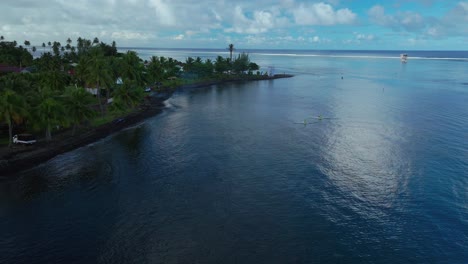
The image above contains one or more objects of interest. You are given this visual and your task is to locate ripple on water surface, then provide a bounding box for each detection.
[1,53,468,263]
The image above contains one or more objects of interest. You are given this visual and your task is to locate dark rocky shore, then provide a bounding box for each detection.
[0,74,293,176]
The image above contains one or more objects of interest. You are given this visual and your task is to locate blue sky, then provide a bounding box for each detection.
[0,0,467,50]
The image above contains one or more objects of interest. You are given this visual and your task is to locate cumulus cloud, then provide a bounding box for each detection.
[438,1,468,35]
[148,0,176,26]
[0,0,465,48]
[355,33,375,41]
[172,34,184,40]
[368,5,426,31]
[292,2,356,25]
[0,1,362,48]
[368,2,468,38]
[111,31,152,40]
[225,6,286,34]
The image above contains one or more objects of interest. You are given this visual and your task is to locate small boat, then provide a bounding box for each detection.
[400,54,408,63]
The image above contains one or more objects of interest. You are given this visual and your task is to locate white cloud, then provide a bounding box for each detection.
[439,1,468,35]
[368,5,426,31]
[225,6,282,34]
[406,37,427,46]
[0,0,465,49]
[148,0,176,26]
[185,30,198,36]
[172,34,184,40]
[355,33,375,41]
[368,2,468,38]
[426,27,441,37]
[111,31,153,40]
[292,2,356,25]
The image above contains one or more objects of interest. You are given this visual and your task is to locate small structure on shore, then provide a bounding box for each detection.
[268,66,275,77]
[85,87,98,95]
[401,54,408,63]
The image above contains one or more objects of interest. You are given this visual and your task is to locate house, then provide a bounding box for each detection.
[0,63,23,75]
[0,64,35,75]
[85,88,99,95]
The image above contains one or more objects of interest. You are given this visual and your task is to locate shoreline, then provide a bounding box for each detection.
[0,74,293,176]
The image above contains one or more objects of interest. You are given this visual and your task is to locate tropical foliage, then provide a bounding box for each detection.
[0,88,26,146]
[64,87,96,135]
[0,41,33,67]
[0,37,265,146]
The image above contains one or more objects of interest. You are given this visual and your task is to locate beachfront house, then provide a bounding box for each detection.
[0,64,35,76]
[85,87,99,96]
[85,77,123,96]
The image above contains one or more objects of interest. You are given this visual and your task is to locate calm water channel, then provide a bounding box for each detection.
[1,50,467,263]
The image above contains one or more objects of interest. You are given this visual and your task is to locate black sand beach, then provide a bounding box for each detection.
[0,74,293,176]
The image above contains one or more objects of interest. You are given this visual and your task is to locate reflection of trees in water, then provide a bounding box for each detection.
[0,125,153,207]
[0,148,114,204]
[113,126,146,155]
[0,170,49,203]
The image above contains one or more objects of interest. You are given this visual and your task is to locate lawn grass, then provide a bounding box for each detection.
[91,115,115,127]
[90,108,136,127]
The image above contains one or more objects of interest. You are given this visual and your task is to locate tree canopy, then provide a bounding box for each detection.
[0,39,263,144]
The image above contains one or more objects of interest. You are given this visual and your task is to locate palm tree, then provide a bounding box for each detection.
[32,46,36,56]
[159,56,167,65]
[82,48,112,115]
[37,97,65,141]
[39,71,68,91]
[77,37,83,54]
[52,41,61,56]
[64,87,96,135]
[75,56,89,83]
[111,41,117,56]
[214,56,228,74]
[112,80,144,112]
[93,37,99,46]
[0,36,4,41]
[34,89,66,141]
[203,58,214,77]
[147,56,164,84]
[119,51,143,85]
[228,43,234,61]
[184,57,195,73]
[0,72,33,94]
[24,40,31,52]
[42,42,46,54]
[164,57,179,78]
[0,89,26,147]
[36,52,57,71]
[232,52,250,74]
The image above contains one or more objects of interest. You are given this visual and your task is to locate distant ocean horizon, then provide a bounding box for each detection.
[121,47,468,61]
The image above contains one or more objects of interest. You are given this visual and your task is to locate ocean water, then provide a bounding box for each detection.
[1,50,467,263]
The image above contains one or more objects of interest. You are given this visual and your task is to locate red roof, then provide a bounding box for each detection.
[0,63,23,73]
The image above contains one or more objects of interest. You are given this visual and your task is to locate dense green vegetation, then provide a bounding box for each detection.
[0,37,262,147]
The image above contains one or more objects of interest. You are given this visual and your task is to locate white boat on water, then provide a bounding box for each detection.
[401,54,408,63]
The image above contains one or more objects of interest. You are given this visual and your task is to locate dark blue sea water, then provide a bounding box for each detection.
[1,49,468,263]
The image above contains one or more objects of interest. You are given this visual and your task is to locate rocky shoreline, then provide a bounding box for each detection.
[0,74,293,176]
